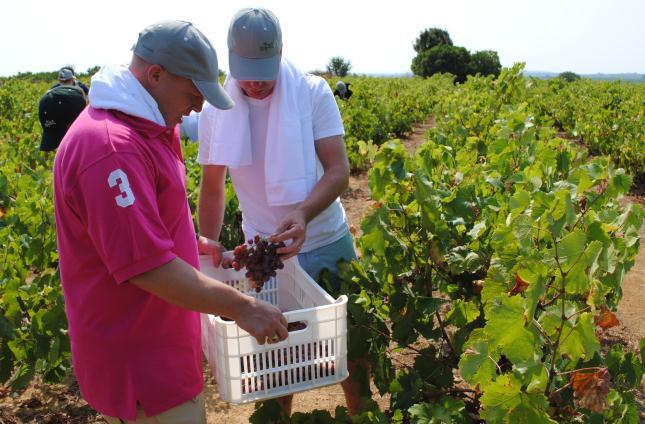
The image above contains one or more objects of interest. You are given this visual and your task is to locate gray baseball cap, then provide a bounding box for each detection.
[335,81,347,95]
[133,20,233,110]
[59,67,75,81]
[228,8,282,81]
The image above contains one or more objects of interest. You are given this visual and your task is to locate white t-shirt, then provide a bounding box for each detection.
[225,75,348,253]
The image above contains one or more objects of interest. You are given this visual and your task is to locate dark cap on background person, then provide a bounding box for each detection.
[228,7,282,81]
[38,86,86,151]
[132,20,234,110]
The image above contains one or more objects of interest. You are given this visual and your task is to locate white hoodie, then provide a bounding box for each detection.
[88,65,166,127]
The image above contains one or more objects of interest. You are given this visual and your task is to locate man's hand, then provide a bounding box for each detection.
[129,258,288,345]
[269,209,307,260]
[233,297,289,345]
[197,235,224,267]
[267,135,349,260]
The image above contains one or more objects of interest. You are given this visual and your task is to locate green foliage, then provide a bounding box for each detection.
[413,28,453,53]
[469,50,502,77]
[84,65,101,77]
[528,78,644,180]
[0,78,69,389]
[412,45,471,82]
[409,397,469,423]
[341,64,644,422]
[182,141,244,247]
[1,67,643,424]
[326,56,352,77]
[334,75,453,172]
[411,28,502,83]
[559,71,581,82]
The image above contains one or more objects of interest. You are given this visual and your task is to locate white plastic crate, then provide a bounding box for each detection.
[199,254,348,404]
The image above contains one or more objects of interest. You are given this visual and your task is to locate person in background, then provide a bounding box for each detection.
[198,7,371,416]
[53,20,288,423]
[52,66,90,96]
[38,85,87,152]
[179,110,200,141]
[333,80,353,100]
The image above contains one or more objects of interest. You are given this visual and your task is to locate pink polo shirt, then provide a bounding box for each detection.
[53,107,202,419]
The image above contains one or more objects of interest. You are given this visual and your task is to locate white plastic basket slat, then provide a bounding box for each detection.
[199,254,348,403]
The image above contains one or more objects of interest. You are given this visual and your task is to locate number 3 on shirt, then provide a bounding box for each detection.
[108,169,135,208]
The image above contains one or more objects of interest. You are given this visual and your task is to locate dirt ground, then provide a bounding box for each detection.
[611,195,645,349]
[1,119,643,423]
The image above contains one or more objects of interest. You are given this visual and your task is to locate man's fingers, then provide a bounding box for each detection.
[210,249,222,267]
[277,235,305,255]
[270,223,303,243]
[269,224,292,241]
[269,230,291,243]
[277,243,298,255]
[266,327,288,344]
[276,321,289,341]
[198,237,224,268]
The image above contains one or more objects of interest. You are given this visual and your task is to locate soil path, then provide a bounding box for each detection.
[610,196,645,349]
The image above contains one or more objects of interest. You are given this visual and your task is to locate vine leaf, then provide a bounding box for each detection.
[409,397,468,423]
[459,329,498,387]
[595,308,620,330]
[571,368,611,413]
[509,273,529,296]
[484,296,537,364]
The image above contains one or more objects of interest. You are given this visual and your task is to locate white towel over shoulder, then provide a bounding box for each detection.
[198,58,317,206]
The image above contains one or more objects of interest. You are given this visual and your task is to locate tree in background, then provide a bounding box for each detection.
[412,45,471,83]
[411,28,501,82]
[84,66,101,77]
[413,27,452,53]
[326,57,352,77]
[559,71,581,82]
[469,50,502,77]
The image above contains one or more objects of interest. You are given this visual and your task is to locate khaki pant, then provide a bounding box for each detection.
[102,392,206,424]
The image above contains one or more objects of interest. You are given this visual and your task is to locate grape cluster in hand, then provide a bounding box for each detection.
[222,235,285,292]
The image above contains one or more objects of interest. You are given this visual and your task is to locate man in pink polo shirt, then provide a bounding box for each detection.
[53,21,288,422]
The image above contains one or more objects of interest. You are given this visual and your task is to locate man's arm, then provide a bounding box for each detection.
[130,257,288,345]
[270,135,349,258]
[198,164,228,265]
[198,164,227,237]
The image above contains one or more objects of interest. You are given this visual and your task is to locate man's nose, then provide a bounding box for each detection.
[250,81,264,89]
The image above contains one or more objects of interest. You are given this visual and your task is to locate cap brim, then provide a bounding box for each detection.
[194,80,235,110]
[39,130,64,152]
[229,51,281,81]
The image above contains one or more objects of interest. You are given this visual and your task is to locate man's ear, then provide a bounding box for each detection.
[147,64,164,87]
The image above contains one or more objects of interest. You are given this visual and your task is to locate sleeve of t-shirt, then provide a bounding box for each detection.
[309,76,345,141]
[71,151,176,284]
[197,103,216,165]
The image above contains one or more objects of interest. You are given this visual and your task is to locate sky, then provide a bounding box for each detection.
[2,0,644,77]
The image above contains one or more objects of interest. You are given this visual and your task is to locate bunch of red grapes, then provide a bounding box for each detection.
[222,235,285,292]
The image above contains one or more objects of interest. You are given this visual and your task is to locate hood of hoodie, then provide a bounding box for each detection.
[89,65,167,127]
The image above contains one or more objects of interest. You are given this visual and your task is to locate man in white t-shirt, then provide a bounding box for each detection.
[197,7,371,416]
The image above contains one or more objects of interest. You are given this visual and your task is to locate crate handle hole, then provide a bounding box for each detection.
[287,320,308,333]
